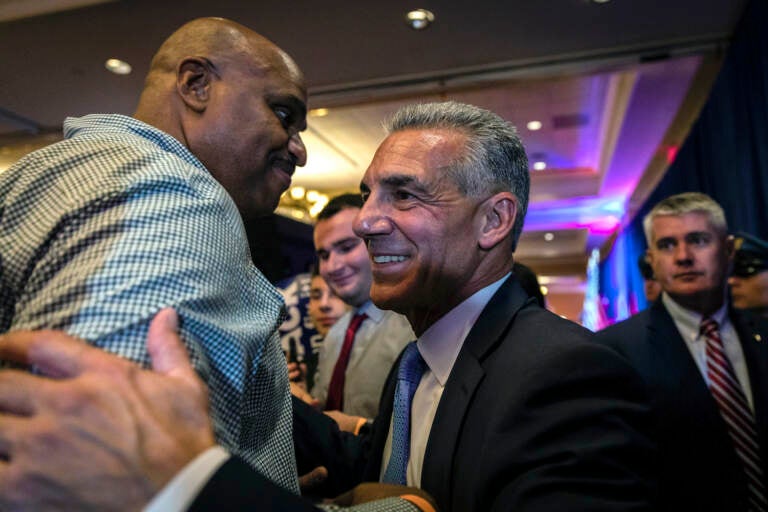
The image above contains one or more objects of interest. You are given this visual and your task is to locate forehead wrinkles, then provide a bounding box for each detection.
[368,130,465,186]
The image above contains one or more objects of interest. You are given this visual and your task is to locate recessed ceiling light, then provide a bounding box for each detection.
[405,9,435,30]
[306,190,321,203]
[533,161,547,171]
[310,108,329,117]
[105,58,131,75]
[309,195,330,217]
[526,120,542,131]
[544,232,554,242]
[591,0,611,3]
[290,186,305,200]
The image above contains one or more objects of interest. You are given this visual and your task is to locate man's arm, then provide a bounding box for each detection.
[3,158,294,482]
[0,311,435,512]
[0,309,214,511]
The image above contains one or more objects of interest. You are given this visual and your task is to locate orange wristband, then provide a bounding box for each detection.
[352,417,368,435]
[400,494,436,512]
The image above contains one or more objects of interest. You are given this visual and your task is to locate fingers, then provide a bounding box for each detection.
[0,330,91,378]
[0,413,29,457]
[146,309,198,386]
[0,370,42,415]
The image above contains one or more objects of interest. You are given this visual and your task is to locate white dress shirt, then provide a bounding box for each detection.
[313,301,414,418]
[662,292,754,410]
[144,446,230,512]
[380,274,510,487]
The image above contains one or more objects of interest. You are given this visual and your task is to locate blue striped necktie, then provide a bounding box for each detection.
[382,341,427,485]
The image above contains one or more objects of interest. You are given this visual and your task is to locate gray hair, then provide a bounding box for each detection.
[642,192,728,245]
[386,101,530,250]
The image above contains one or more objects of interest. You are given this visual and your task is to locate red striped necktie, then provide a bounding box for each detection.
[701,317,767,511]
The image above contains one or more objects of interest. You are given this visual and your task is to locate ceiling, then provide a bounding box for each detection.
[0,0,747,293]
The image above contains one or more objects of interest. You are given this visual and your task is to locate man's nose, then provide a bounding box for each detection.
[326,251,344,272]
[674,243,693,262]
[353,198,389,238]
[289,133,307,167]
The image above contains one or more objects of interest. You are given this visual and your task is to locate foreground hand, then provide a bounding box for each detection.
[287,360,308,387]
[330,483,438,511]
[299,465,328,494]
[0,308,215,512]
[291,381,320,408]
[324,410,366,433]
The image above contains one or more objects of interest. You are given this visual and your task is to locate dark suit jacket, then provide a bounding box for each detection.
[594,299,768,512]
[189,456,319,512]
[295,275,656,511]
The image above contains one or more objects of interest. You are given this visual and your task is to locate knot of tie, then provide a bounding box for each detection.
[700,317,719,338]
[398,341,427,386]
[348,312,368,333]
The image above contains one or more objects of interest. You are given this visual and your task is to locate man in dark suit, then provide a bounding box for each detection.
[295,101,656,511]
[595,192,768,512]
[0,102,656,511]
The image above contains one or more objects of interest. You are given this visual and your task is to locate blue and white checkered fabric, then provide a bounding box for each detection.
[0,114,298,493]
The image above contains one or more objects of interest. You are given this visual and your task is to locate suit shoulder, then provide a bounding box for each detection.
[515,304,595,343]
[593,310,654,360]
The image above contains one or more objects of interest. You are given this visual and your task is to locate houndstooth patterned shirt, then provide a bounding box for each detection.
[0,114,298,493]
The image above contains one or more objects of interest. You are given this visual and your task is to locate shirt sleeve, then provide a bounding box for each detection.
[144,446,231,512]
[5,153,296,490]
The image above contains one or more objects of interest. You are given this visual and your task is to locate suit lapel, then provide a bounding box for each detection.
[646,301,726,424]
[420,276,530,506]
[646,302,709,394]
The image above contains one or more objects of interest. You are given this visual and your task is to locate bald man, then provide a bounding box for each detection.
[0,17,308,492]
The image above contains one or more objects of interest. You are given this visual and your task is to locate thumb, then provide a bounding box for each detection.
[147,308,195,382]
[299,466,328,493]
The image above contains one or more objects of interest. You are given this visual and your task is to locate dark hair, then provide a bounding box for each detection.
[637,255,654,280]
[387,101,529,250]
[316,193,363,221]
[513,262,545,308]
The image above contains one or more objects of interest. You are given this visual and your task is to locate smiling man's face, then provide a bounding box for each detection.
[648,211,732,312]
[314,207,372,308]
[353,128,491,331]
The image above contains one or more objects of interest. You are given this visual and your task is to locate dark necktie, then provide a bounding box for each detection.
[382,342,427,485]
[701,317,767,511]
[325,312,367,411]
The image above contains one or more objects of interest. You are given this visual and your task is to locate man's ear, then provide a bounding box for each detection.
[724,234,736,261]
[478,192,517,250]
[177,57,214,113]
[646,248,655,268]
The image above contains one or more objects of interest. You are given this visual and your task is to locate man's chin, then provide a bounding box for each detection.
[232,194,278,222]
[370,285,408,314]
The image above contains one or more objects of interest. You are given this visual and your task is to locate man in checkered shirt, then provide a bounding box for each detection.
[0,17,308,494]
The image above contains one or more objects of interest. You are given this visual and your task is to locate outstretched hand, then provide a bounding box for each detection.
[0,308,215,511]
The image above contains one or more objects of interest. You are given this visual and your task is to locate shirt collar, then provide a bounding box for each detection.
[358,300,385,323]
[417,273,510,386]
[662,292,730,334]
